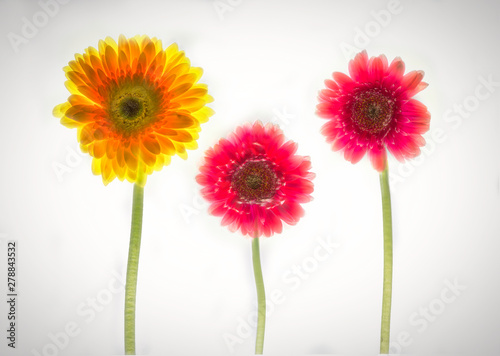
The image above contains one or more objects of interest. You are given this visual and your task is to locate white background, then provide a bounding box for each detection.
[1,0,499,355]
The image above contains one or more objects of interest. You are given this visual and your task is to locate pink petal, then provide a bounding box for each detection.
[324,79,339,91]
[401,70,425,95]
[332,133,351,151]
[320,121,341,143]
[265,211,283,235]
[274,202,304,225]
[349,144,367,164]
[387,57,405,80]
[368,145,387,172]
[348,50,369,82]
[333,72,354,88]
[402,99,428,115]
[368,55,388,83]
[208,202,227,217]
[318,88,337,101]
[410,81,429,96]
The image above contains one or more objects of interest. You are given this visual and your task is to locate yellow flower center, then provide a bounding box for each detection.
[350,89,395,134]
[109,82,160,135]
[232,159,278,203]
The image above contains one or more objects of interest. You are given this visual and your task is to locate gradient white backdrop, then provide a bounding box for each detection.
[0,0,499,355]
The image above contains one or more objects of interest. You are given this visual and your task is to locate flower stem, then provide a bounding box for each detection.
[124,183,144,355]
[379,161,393,354]
[252,236,266,355]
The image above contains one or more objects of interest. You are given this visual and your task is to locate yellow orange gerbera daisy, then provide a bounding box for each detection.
[53,35,213,186]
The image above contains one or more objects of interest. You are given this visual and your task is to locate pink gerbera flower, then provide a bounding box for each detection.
[317,50,431,171]
[196,121,314,238]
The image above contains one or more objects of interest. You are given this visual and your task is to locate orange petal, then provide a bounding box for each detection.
[115,144,125,167]
[168,63,189,77]
[163,114,196,129]
[139,143,156,166]
[142,41,156,65]
[101,157,116,185]
[80,62,99,87]
[68,94,93,106]
[77,85,101,104]
[66,71,86,87]
[170,83,193,97]
[192,106,214,123]
[124,148,138,171]
[53,102,71,118]
[172,97,206,111]
[156,134,176,155]
[79,124,95,145]
[142,135,161,155]
[65,106,96,123]
[118,34,130,60]
[105,46,118,75]
[135,52,147,74]
[128,37,140,65]
[170,130,194,143]
[111,156,126,180]
[60,116,80,129]
[118,50,130,72]
[92,140,107,159]
[176,87,208,100]
[106,140,118,159]
[173,142,187,159]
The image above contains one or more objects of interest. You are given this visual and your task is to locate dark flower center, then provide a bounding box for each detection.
[350,89,395,134]
[231,159,278,203]
[245,175,263,189]
[119,97,143,119]
[109,83,160,135]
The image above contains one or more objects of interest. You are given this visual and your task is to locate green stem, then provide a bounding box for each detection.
[379,160,393,354]
[252,236,266,355]
[124,183,144,355]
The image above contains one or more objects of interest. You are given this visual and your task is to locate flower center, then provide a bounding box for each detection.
[109,83,160,135]
[119,97,144,119]
[231,159,278,203]
[350,89,395,134]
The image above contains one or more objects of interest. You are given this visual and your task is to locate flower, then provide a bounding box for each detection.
[316,50,430,171]
[196,122,314,237]
[53,35,214,186]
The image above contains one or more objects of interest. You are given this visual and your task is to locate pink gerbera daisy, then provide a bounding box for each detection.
[196,121,314,238]
[317,50,430,171]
